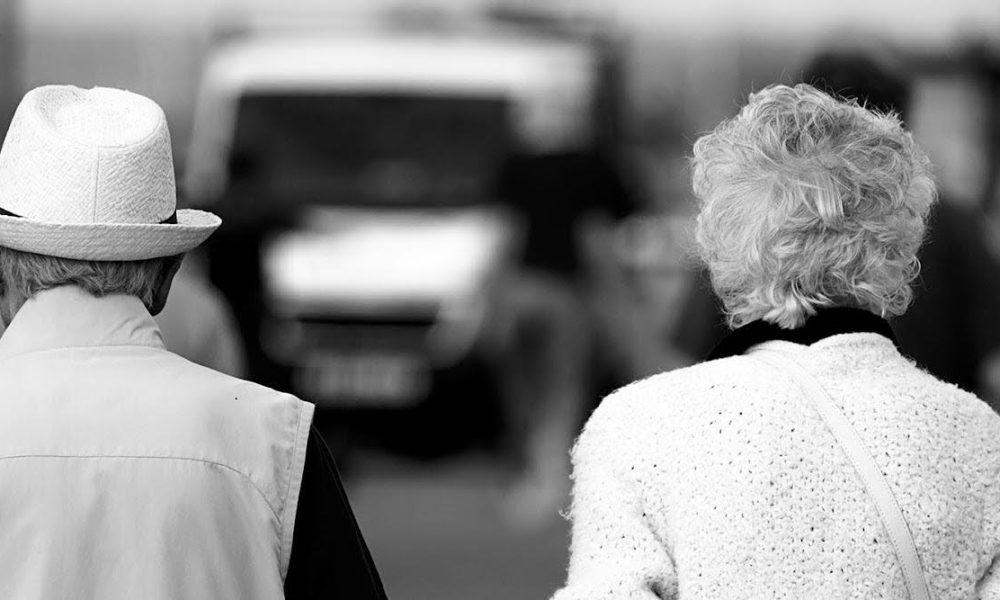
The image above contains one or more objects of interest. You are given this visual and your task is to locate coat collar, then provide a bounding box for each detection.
[0,285,166,360]
[707,307,898,360]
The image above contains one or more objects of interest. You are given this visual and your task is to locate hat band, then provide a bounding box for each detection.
[0,205,177,224]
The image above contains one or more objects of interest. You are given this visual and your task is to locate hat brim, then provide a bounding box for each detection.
[0,209,221,260]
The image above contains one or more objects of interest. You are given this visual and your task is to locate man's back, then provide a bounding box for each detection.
[0,286,312,600]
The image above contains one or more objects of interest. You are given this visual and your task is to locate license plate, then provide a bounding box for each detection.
[295,352,430,408]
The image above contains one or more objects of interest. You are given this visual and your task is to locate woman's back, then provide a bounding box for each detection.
[555,331,1000,599]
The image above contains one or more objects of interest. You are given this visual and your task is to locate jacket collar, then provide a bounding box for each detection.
[0,285,165,360]
[707,306,898,360]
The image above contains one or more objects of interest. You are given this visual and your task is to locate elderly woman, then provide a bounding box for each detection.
[552,84,1000,599]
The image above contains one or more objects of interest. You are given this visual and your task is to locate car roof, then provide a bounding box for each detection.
[200,31,594,96]
[185,30,596,201]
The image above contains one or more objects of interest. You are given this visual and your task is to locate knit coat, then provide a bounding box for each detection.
[553,333,1000,599]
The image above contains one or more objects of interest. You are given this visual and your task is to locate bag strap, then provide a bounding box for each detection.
[751,348,932,600]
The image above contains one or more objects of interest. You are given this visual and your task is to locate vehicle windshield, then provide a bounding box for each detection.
[227,93,512,207]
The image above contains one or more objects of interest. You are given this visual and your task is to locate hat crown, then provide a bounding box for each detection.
[0,85,176,226]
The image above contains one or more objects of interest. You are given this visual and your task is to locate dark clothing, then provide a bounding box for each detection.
[284,428,387,600]
[496,151,633,276]
[708,306,898,360]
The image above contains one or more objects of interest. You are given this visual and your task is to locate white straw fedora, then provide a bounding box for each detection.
[0,85,220,261]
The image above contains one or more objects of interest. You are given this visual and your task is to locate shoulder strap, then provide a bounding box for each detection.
[751,348,932,600]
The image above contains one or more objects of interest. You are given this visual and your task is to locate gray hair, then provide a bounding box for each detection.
[0,246,174,312]
[691,83,936,329]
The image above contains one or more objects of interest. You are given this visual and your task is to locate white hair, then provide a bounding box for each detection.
[691,83,936,329]
[0,247,173,313]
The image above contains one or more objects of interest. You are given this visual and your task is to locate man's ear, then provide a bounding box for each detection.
[148,254,185,316]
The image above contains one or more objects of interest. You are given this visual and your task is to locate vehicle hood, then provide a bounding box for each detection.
[262,206,511,317]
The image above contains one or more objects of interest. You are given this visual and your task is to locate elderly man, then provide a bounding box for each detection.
[0,86,386,599]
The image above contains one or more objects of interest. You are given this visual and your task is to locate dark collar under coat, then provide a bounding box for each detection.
[707,307,899,361]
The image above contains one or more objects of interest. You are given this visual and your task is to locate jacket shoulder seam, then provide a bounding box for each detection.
[0,453,279,520]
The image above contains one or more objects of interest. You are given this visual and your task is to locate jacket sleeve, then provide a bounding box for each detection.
[283,428,388,600]
[551,396,677,600]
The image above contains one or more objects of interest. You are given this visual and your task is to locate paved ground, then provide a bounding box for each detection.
[347,453,571,600]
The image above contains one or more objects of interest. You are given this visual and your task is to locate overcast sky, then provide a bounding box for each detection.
[19,0,1000,45]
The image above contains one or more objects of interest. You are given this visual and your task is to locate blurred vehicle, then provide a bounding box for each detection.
[184,18,608,457]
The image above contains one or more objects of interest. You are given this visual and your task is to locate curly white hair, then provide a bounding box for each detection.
[691,83,936,329]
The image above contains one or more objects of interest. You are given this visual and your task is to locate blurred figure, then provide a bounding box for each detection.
[494,84,634,526]
[588,128,710,385]
[556,83,1000,599]
[804,49,1000,405]
[672,49,1000,406]
[0,86,385,599]
[587,210,696,383]
[154,251,246,378]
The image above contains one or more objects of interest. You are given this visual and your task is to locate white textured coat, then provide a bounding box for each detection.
[553,334,1000,599]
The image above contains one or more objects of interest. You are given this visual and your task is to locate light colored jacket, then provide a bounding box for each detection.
[554,334,1000,599]
[0,286,313,600]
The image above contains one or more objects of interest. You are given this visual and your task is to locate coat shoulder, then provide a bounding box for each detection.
[598,356,763,414]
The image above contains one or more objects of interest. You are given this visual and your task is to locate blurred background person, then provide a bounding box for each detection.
[802,50,1000,407]
[588,125,709,385]
[494,76,636,525]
